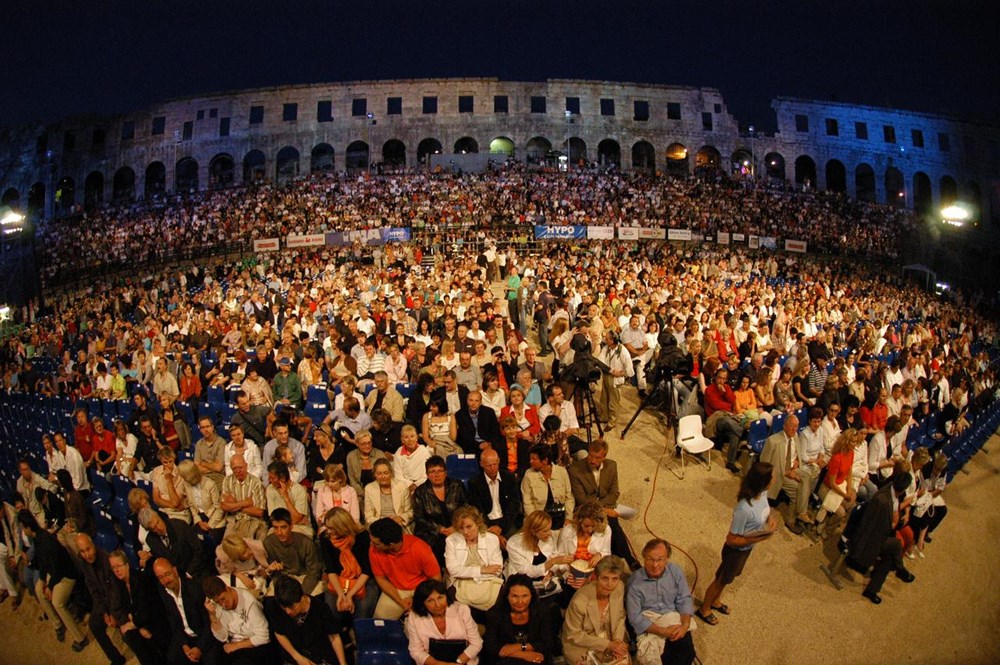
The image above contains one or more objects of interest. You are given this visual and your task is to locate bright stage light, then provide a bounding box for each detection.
[0,211,24,226]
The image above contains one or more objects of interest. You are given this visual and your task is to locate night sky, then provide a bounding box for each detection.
[2,0,997,133]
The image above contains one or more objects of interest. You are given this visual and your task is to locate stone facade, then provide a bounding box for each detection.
[0,79,997,224]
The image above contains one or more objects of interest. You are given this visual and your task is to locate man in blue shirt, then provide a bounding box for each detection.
[625,538,697,665]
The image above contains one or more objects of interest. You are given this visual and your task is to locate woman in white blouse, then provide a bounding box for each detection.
[557,502,612,591]
[505,510,574,589]
[445,506,504,611]
[363,459,413,531]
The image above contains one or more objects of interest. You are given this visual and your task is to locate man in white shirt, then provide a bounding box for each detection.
[392,425,432,490]
[537,384,588,458]
[203,577,271,663]
[596,331,634,427]
[54,432,90,492]
[796,407,827,519]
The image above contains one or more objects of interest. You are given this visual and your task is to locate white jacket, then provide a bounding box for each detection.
[445,531,503,582]
[556,524,612,560]
[505,532,564,579]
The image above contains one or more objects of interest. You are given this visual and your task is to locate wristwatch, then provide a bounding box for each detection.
[520,643,528,651]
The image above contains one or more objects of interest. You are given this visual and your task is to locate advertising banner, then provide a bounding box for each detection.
[785,239,808,253]
[286,233,325,248]
[638,228,666,240]
[253,238,280,252]
[381,227,412,242]
[717,232,730,245]
[534,225,587,240]
[760,237,778,250]
[587,226,615,239]
[732,233,745,242]
[667,229,692,241]
[748,235,759,249]
[617,227,639,240]
[325,232,347,246]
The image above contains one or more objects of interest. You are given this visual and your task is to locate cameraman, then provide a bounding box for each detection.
[597,330,634,427]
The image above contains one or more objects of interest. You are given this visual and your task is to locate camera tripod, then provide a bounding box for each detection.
[620,365,679,439]
[564,379,604,445]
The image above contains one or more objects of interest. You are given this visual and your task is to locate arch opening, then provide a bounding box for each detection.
[243,150,266,184]
[382,139,406,166]
[209,154,235,190]
[598,139,621,168]
[855,164,876,202]
[345,141,369,170]
[175,157,199,193]
[112,167,135,203]
[275,146,300,185]
[825,159,846,193]
[311,143,335,173]
[665,143,689,178]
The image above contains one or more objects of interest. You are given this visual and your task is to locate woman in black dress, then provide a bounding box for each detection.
[482,574,556,665]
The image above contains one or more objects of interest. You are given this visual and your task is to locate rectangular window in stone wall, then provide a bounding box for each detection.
[938,133,950,151]
[565,97,580,115]
[63,132,75,152]
[386,97,402,115]
[634,101,650,121]
[182,121,193,141]
[283,103,298,122]
[423,96,437,114]
[714,103,722,113]
[825,118,838,136]
[249,106,264,125]
[352,99,367,117]
[317,100,333,122]
[600,98,615,116]
[121,120,135,141]
[883,125,896,143]
[702,112,713,131]
[794,114,809,132]
[855,121,868,140]
[459,96,474,113]
[494,95,508,113]
[151,116,166,135]
[911,129,924,148]
[92,128,105,150]
[667,102,681,120]
[196,110,205,121]
[219,117,230,137]
[530,96,546,114]
[209,108,218,119]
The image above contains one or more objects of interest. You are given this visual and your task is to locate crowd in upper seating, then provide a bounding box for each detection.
[36,164,916,287]
[0,172,996,664]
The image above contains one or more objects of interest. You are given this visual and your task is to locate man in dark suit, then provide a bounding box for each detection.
[75,534,127,665]
[467,448,521,546]
[455,390,502,455]
[153,557,222,665]
[138,508,207,579]
[853,472,915,604]
[567,438,639,569]
[431,370,469,415]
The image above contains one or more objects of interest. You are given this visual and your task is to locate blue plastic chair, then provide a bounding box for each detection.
[446,454,479,487]
[748,419,770,455]
[354,618,410,665]
[94,527,119,553]
[770,412,787,436]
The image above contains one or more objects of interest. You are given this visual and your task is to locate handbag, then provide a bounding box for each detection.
[429,638,468,662]
[453,577,501,610]
[588,650,632,665]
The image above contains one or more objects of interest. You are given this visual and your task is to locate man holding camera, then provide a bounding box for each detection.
[597,330,634,427]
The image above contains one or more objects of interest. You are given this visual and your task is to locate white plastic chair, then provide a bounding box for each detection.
[669,414,714,479]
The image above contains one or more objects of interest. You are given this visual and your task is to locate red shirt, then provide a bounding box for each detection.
[704,384,737,417]
[369,534,440,592]
[825,450,854,486]
[74,424,94,460]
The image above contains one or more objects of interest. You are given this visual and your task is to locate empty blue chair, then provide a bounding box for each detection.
[207,385,226,407]
[306,384,330,408]
[770,412,787,436]
[446,454,479,487]
[748,419,770,455]
[94,527,119,553]
[304,402,330,428]
[89,470,113,505]
[396,383,417,399]
[354,619,410,665]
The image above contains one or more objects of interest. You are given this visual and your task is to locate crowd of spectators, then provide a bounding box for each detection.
[36,165,916,287]
[0,167,996,664]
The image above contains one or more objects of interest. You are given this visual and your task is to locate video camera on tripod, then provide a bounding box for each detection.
[560,333,611,388]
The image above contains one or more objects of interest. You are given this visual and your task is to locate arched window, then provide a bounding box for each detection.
[345,141,369,170]
[417,138,443,164]
[382,140,406,166]
[275,147,300,184]
[631,141,655,171]
[112,167,136,203]
[175,157,199,193]
[84,171,104,210]
[598,139,621,167]
[855,164,875,202]
[825,160,846,193]
[311,144,335,173]
[665,143,689,178]
[209,154,235,190]
[243,150,266,184]
[453,137,479,154]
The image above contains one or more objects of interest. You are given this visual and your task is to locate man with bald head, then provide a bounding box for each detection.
[154,557,222,665]
[75,533,126,664]
[220,452,268,539]
[466,446,521,547]
[760,414,809,534]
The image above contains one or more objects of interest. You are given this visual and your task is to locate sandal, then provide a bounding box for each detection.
[694,610,719,626]
[711,603,731,615]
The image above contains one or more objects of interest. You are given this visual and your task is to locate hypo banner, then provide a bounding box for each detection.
[381,228,412,242]
[534,225,587,240]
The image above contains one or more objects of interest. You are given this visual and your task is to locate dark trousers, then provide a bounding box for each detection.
[661,631,697,665]
[608,517,639,568]
[864,536,905,595]
[715,417,743,463]
[222,643,277,665]
[123,628,164,665]
[89,612,126,665]
[168,635,222,665]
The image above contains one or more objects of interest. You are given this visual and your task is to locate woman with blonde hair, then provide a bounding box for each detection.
[558,502,612,591]
[320,507,378,619]
[814,430,861,536]
[505,511,573,596]
[313,463,360,526]
[215,533,268,597]
[177,459,225,544]
[445,505,504,612]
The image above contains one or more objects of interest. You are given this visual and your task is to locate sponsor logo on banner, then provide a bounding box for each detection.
[617,227,639,240]
[253,238,280,252]
[748,235,759,249]
[760,237,778,250]
[286,234,325,248]
[381,227,411,242]
[667,229,692,241]
[325,232,347,246]
[732,233,745,242]
[638,228,666,240]
[587,226,615,239]
[534,225,587,239]
[717,232,730,245]
[785,239,808,253]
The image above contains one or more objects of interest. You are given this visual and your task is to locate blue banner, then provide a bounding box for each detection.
[325,232,348,246]
[381,227,412,242]
[534,225,587,240]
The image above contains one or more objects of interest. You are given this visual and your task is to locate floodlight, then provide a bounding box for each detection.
[0,211,24,226]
